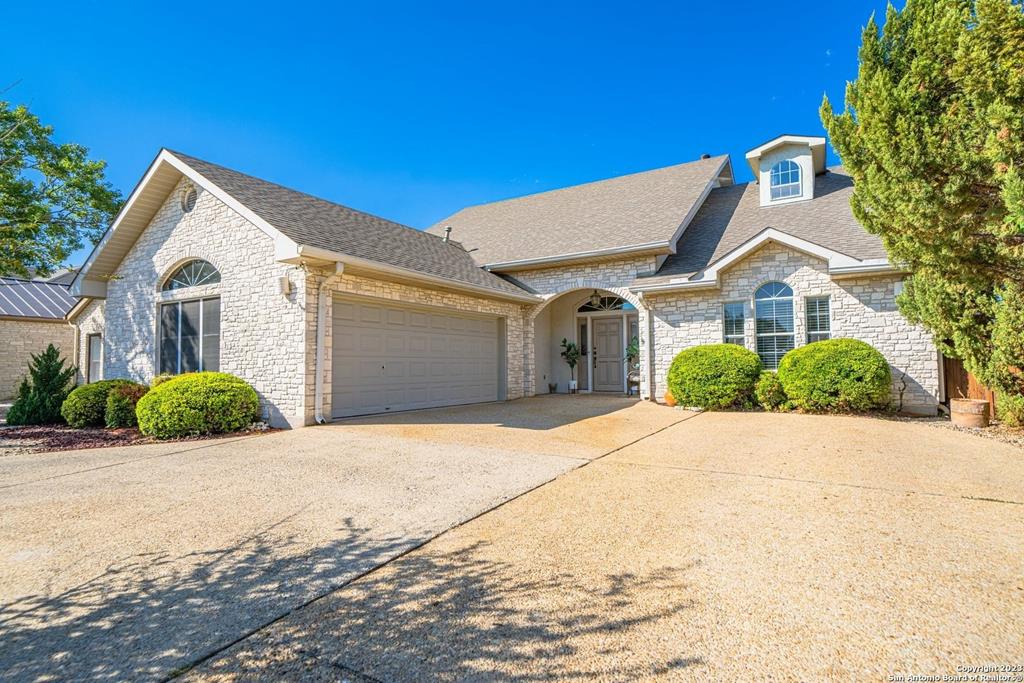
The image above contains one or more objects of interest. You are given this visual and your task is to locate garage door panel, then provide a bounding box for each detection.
[332,298,500,418]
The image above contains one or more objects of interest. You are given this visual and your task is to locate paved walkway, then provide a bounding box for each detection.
[0,396,679,682]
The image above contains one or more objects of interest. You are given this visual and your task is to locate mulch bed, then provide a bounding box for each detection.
[0,424,275,456]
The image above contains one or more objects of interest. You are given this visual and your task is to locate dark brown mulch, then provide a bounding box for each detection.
[0,424,277,455]
[0,425,152,451]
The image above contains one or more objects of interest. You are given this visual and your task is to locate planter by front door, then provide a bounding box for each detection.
[594,318,623,392]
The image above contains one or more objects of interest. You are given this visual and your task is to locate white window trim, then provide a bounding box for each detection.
[159,296,220,375]
[805,295,832,343]
[721,301,745,345]
[754,283,795,370]
[769,160,801,202]
[86,333,103,383]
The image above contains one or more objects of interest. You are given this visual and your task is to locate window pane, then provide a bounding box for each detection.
[180,300,201,373]
[202,297,221,371]
[723,302,744,342]
[159,303,179,374]
[806,296,831,343]
[88,335,102,383]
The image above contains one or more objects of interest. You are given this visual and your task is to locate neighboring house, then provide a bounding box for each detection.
[69,134,941,427]
[0,274,80,399]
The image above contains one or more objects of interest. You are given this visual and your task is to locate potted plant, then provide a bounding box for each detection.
[560,338,581,393]
[624,335,640,396]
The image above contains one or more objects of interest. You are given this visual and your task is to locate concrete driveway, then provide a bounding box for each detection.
[187,410,1024,682]
[0,396,683,682]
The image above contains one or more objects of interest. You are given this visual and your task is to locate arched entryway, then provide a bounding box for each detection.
[531,287,640,394]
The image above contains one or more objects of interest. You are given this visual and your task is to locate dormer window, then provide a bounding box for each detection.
[769,160,801,201]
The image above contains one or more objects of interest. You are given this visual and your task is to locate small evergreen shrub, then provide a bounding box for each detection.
[996,393,1024,428]
[755,371,788,411]
[6,345,77,425]
[150,374,174,387]
[61,380,132,428]
[104,382,149,428]
[136,372,260,439]
[666,344,762,410]
[777,338,891,412]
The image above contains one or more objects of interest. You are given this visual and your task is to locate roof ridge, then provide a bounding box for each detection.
[166,149,462,251]
[441,154,729,217]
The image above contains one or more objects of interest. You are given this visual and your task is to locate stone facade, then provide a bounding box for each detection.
[91,177,309,427]
[506,255,660,398]
[73,299,105,385]
[643,242,940,414]
[305,271,527,424]
[0,318,75,399]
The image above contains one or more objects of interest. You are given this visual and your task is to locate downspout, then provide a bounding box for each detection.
[313,262,344,424]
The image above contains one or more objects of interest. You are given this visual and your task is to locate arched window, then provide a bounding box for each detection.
[577,294,634,312]
[769,160,801,201]
[755,282,794,369]
[162,259,220,291]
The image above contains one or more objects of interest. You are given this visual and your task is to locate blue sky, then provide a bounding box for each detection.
[2,1,890,267]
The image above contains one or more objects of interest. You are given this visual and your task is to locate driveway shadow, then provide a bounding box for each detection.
[0,515,413,682]
[190,541,704,681]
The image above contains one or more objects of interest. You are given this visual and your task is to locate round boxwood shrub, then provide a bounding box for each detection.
[996,393,1024,427]
[777,338,891,412]
[666,344,762,409]
[136,372,260,439]
[105,382,149,428]
[755,371,788,411]
[61,379,133,428]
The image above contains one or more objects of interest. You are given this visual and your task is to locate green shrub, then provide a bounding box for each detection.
[996,393,1024,428]
[105,382,149,428]
[150,374,174,387]
[61,380,132,428]
[666,344,762,410]
[755,371,788,411]
[136,372,260,439]
[6,345,77,425]
[777,338,891,412]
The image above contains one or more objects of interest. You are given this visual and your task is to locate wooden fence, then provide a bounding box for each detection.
[943,356,998,418]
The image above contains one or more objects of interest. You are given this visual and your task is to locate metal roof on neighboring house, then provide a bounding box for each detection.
[169,151,529,297]
[425,155,731,268]
[636,168,889,285]
[0,278,77,320]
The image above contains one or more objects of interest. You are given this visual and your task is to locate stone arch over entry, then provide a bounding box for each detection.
[524,281,648,398]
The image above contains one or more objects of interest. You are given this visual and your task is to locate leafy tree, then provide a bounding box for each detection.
[1,92,122,277]
[6,344,77,425]
[821,0,1024,415]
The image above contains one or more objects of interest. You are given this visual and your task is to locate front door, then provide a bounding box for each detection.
[593,318,623,392]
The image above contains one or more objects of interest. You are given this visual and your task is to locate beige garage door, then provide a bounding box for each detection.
[331,297,502,418]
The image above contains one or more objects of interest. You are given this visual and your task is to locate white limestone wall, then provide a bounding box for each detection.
[645,243,940,414]
[73,299,105,385]
[97,177,309,427]
[505,255,659,398]
[0,318,76,399]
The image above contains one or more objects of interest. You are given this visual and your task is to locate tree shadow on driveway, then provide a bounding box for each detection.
[191,541,704,682]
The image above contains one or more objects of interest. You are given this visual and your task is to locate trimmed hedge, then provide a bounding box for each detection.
[61,380,133,428]
[136,372,260,439]
[667,344,762,409]
[105,382,149,428]
[755,371,788,411]
[777,338,891,412]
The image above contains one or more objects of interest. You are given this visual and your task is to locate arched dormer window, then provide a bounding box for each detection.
[162,259,220,291]
[754,281,794,369]
[769,159,801,201]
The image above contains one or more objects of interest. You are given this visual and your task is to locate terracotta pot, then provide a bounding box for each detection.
[951,398,990,428]
[663,390,677,407]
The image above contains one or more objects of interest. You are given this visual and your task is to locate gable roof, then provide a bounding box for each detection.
[426,155,732,269]
[74,150,534,302]
[167,152,530,298]
[634,168,889,288]
[0,277,77,320]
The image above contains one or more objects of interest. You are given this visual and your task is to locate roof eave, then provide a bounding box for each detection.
[293,244,541,304]
[484,241,671,273]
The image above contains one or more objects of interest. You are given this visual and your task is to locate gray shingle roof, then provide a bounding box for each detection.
[170,151,528,297]
[426,156,730,267]
[0,278,77,319]
[640,169,888,283]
